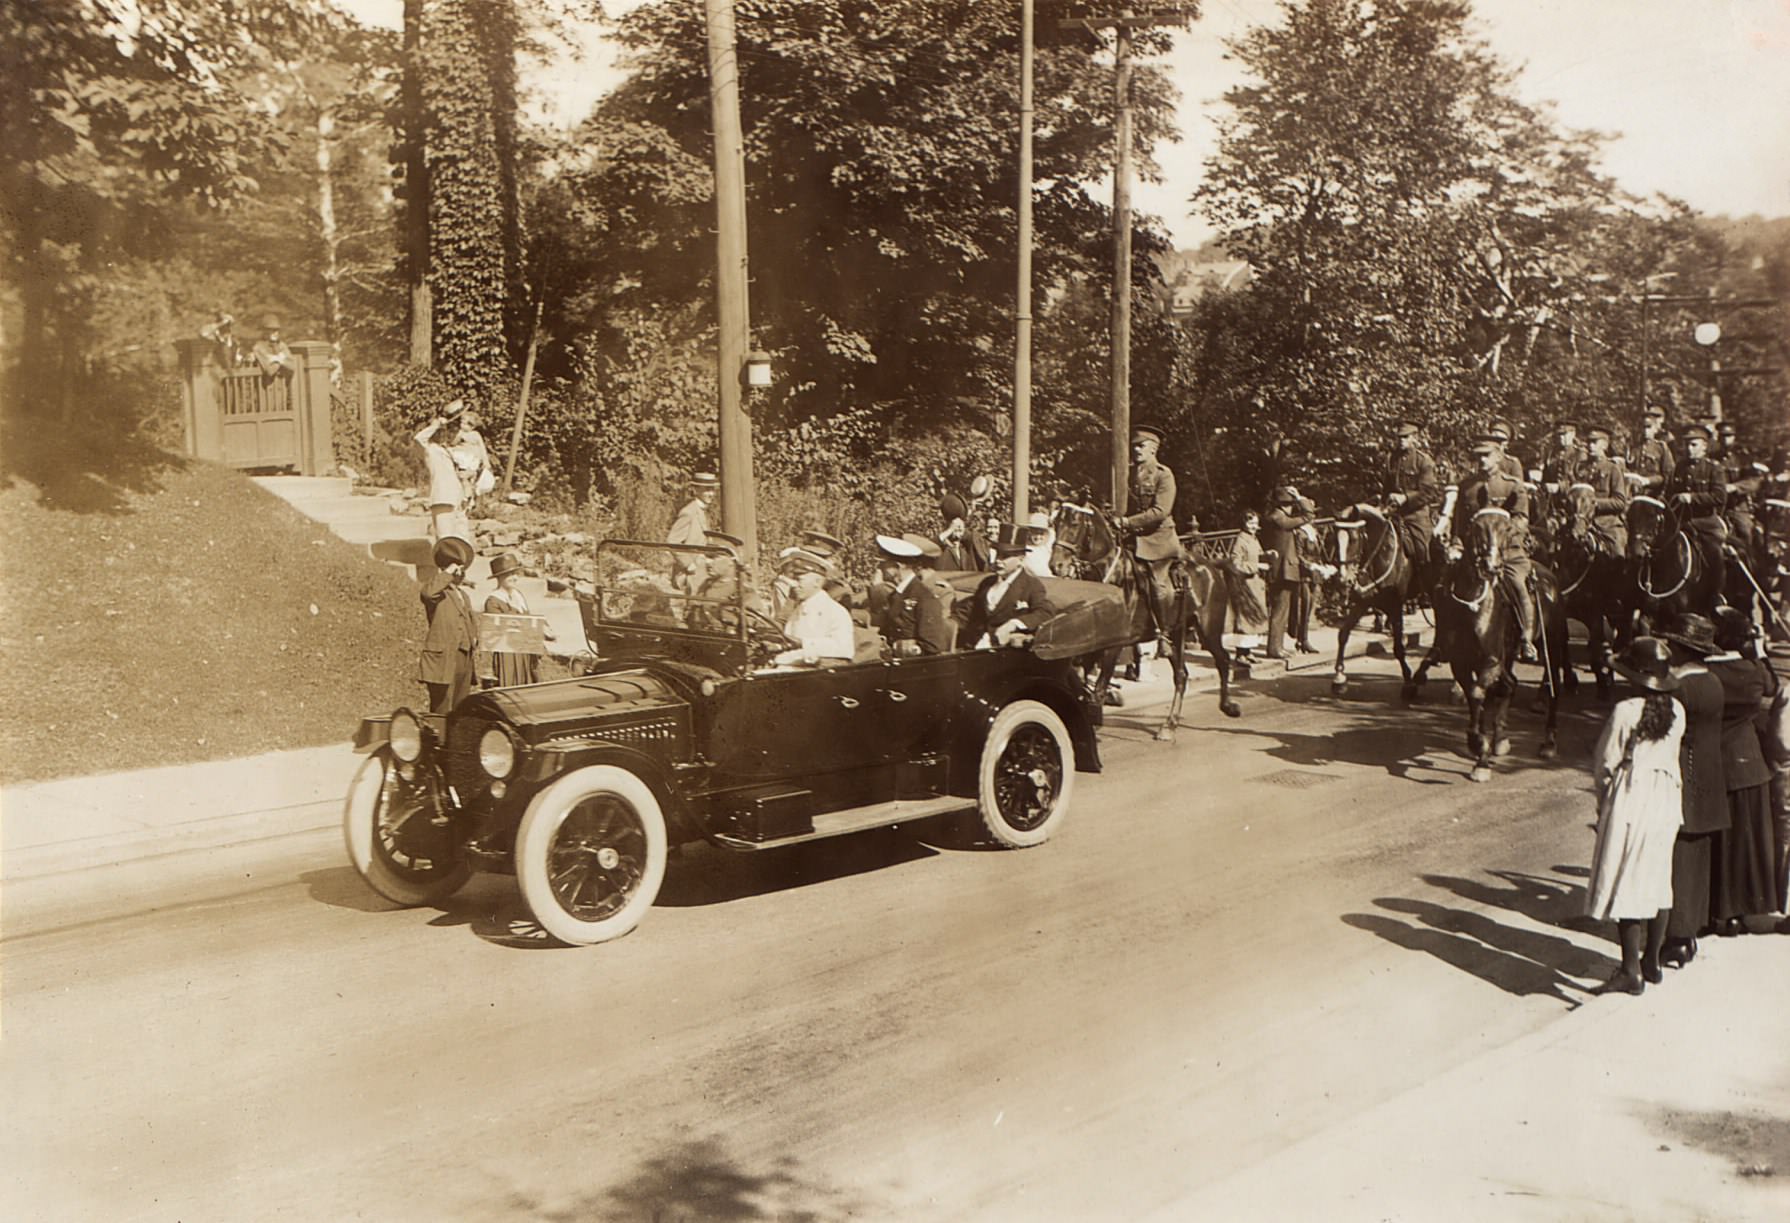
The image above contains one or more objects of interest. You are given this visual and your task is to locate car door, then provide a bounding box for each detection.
[706,660,891,810]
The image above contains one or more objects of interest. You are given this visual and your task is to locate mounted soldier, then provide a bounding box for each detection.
[1117,423,1183,628]
[1488,417,1527,483]
[1381,419,1440,569]
[1716,418,1767,570]
[1453,435,1539,661]
[1665,422,1729,574]
[1629,404,1675,496]
[1581,424,1631,556]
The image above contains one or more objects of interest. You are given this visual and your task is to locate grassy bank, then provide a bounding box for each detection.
[1,420,426,783]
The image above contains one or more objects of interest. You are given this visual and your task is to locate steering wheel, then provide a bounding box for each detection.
[743,605,800,664]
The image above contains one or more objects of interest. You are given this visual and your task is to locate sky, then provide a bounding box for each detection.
[343,0,1790,248]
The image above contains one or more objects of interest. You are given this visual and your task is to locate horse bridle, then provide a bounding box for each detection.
[1629,495,1695,599]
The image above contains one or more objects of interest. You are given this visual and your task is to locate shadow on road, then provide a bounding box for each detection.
[657,829,937,909]
[1343,865,1620,1008]
[1649,1106,1790,1180]
[474,1137,873,1222]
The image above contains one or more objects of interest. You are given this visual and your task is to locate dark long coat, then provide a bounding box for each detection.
[418,575,478,709]
[953,569,1053,649]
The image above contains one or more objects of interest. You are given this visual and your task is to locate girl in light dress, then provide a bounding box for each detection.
[1586,637,1685,996]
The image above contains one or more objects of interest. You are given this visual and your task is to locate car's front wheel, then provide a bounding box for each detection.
[977,700,1075,848]
[515,765,668,946]
[342,750,472,906]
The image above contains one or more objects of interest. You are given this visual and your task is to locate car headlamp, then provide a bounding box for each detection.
[388,708,423,762]
[478,726,516,779]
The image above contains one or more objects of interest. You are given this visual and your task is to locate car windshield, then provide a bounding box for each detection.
[593,540,745,638]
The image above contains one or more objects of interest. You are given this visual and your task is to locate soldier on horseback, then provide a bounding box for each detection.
[1117,423,1183,628]
[1453,435,1540,661]
[1381,420,1439,569]
[1581,424,1631,556]
[1666,422,1729,580]
[1716,418,1768,572]
[1630,404,1675,495]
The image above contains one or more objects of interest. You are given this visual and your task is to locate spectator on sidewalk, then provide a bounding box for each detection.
[1658,614,1728,969]
[1707,608,1778,933]
[1586,637,1685,996]
[415,402,474,546]
[1263,486,1314,659]
[1225,510,1269,658]
[483,552,551,687]
[668,471,719,599]
[418,536,478,714]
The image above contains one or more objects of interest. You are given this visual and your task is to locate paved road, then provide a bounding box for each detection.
[2,661,1783,1220]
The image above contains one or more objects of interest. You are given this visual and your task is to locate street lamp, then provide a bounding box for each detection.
[744,349,772,388]
[1693,322,1722,347]
[1693,320,1722,422]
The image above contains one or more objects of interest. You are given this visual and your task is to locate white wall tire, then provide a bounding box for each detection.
[977,700,1075,848]
[342,751,471,907]
[515,765,668,946]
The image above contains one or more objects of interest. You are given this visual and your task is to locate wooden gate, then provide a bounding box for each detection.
[176,338,334,475]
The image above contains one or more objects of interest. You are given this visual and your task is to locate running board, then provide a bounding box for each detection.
[712,795,976,851]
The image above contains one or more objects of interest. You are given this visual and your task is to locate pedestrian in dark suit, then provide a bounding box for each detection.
[954,524,1054,649]
[418,536,478,713]
[1659,614,1729,966]
[1263,485,1314,659]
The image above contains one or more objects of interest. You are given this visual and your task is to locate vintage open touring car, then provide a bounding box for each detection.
[343,540,1129,945]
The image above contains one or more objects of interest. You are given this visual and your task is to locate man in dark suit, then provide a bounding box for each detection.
[937,494,990,572]
[954,524,1055,649]
[418,536,479,713]
[1262,485,1315,660]
[874,533,952,655]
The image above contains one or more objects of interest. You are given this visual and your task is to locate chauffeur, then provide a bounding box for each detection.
[1119,423,1182,619]
[417,535,479,713]
[1382,419,1441,567]
[773,549,855,667]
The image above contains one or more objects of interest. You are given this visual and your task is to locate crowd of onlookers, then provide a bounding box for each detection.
[1586,610,1789,995]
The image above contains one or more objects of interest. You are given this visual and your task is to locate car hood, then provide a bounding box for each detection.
[471,669,688,738]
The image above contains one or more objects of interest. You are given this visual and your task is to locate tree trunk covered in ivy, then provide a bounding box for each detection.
[415,0,513,404]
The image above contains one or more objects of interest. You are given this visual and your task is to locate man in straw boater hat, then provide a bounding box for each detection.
[953,523,1055,651]
[1381,419,1440,568]
[771,547,854,668]
[872,533,951,656]
[1452,433,1539,660]
[418,535,479,713]
[668,471,721,598]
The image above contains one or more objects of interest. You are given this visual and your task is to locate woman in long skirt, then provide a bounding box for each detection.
[1586,638,1686,996]
[483,553,553,687]
[1707,608,1778,931]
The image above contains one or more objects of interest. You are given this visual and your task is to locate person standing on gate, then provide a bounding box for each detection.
[1118,423,1182,626]
[418,536,479,713]
[452,407,495,519]
[1585,637,1685,996]
[667,472,719,599]
[1263,486,1314,660]
[1381,420,1439,568]
[415,401,474,545]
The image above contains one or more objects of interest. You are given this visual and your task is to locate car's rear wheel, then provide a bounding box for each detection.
[515,765,668,946]
[977,700,1074,848]
[343,750,472,906]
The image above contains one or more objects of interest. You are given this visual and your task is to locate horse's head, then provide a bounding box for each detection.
[1467,507,1512,579]
[1330,503,1389,591]
[1050,499,1114,571]
[1625,495,1667,560]
[1561,483,1596,543]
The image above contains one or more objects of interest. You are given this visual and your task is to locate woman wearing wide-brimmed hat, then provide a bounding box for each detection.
[482,553,553,687]
[1585,637,1685,995]
[1656,613,1728,967]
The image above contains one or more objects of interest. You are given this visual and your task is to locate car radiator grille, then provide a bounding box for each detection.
[445,715,496,803]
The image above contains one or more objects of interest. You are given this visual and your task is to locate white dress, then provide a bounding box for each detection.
[1585,696,1685,921]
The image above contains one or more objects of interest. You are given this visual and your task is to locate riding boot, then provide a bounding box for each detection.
[1507,576,1539,662]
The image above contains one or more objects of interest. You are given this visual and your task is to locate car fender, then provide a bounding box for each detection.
[957,672,1100,777]
[518,740,701,844]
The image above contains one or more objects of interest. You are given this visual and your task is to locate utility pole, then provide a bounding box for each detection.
[1013,0,1035,521]
[703,0,758,562]
[1061,5,1196,513]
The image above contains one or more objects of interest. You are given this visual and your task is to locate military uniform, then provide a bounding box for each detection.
[1666,452,1729,581]
[877,573,951,655]
[1631,435,1675,494]
[1382,445,1440,565]
[1721,442,1766,565]
[1123,454,1182,615]
[1582,452,1631,554]
[1454,467,1537,648]
[1542,440,1589,489]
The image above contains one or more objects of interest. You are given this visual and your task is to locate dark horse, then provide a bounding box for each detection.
[1551,483,1638,696]
[1324,503,1446,701]
[1626,494,1724,631]
[1433,508,1567,782]
[1051,502,1240,742]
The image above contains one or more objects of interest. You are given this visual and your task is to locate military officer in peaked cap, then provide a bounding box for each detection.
[1119,423,1182,624]
[1382,419,1440,567]
[772,548,854,667]
[689,530,744,632]
[1630,404,1675,495]
[873,533,952,656]
[1581,424,1630,555]
[1542,419,1589,491]
[1487,418,1527,483]
[1453,434,1539,660]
